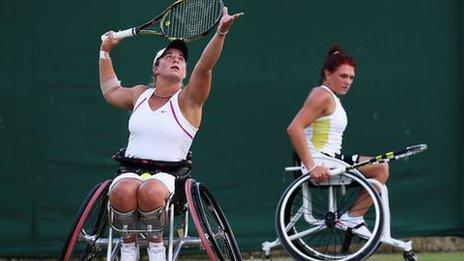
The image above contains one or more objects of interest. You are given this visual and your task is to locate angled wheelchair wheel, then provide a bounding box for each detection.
[186,179,242,261]
[276,172,383,261]
[61,179,111,261]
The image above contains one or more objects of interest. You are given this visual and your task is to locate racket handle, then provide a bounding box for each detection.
[329,167,346,176]
[101,28,137,41]
[285,166,301,172]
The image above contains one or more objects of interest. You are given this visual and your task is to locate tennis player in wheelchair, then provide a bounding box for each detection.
[286,45,389,238]
[99,7,243,261]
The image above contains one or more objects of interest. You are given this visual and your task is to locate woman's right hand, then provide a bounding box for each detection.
[308,165,332,182]
[100,31,121,52]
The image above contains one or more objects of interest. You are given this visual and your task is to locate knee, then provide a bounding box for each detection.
[109,179,141,211]
[377,163,389,183]
[138,180,170,211]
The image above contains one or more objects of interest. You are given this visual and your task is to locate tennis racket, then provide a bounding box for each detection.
[101,0,224,42]
[285,144,428,175]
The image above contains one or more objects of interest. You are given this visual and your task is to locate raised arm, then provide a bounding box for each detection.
[99,32,146,110]
[182,7,244,109]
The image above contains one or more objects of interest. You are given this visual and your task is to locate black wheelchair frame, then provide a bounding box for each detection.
[60,152,242,261]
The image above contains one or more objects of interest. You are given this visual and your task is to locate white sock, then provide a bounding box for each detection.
[149,242,165,252]
[122,242,137,248]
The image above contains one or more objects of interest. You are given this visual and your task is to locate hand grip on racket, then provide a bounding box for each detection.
[101,0,224,43]
[101,29,136,41]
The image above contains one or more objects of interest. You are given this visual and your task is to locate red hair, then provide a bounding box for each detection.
[320,45,356,82]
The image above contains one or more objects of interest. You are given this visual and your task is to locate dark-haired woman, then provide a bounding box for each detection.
[286,45,389,234]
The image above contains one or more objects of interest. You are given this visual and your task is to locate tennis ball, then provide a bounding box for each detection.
[140,173,152,180]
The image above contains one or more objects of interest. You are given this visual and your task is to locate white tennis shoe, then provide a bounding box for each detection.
[120,242,140,261]
[339,212,372,238]
[147,242,167,261]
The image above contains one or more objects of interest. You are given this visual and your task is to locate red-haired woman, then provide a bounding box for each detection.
[286,45,389,235]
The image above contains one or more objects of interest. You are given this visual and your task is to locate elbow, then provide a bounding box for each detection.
[287,124,296,137]
[102,89,111,102]
[287,121,307,138]
[194,62,213,75]
[101,86,118,103]
[103,93,111,103]
[199,68,213,76]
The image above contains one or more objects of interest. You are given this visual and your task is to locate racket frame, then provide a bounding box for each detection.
[330,144,428,175]
[284,144,428,175]
[103,0,224,42]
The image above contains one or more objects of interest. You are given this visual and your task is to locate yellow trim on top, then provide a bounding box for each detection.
[311,118,330,151]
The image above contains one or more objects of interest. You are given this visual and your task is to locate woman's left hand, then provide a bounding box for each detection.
[217,7,244,34]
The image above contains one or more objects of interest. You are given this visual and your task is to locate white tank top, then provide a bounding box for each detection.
[304,85,347,155]
[124,88,198,161]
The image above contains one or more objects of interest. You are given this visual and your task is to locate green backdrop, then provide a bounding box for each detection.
[0,0,463,256]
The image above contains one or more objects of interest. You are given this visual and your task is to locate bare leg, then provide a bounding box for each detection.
[349,156,389,217]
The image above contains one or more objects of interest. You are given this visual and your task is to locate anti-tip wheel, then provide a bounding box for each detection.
[403,250,418,261]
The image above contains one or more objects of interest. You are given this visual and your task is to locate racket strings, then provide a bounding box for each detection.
[163,0,222,39]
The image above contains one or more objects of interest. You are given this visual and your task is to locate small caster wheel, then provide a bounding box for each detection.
[403,250,418,261]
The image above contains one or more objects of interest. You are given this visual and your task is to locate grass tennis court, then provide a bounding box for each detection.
[254,251,464,261]
[369,251,464,261]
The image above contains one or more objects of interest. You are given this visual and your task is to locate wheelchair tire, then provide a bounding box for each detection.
[60,179,111,261]
[186,178,217,259]
[186,179,242,261]
[276,172,383,261]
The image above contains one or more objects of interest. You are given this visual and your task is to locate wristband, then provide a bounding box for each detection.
[308,165,317,173]
[217,29,228,36]
[99,50,110,59]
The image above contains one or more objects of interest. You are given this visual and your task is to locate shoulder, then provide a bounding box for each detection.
[307,86,333,104]
[133,84,149,94]
[179,83,193,98]
[178,85,198,107]
[300,86,335,117]
[132,85,150,101]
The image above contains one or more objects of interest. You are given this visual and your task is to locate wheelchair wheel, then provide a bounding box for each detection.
[186,179,242,261]
[61,179,111,260]
[276,172,383,261]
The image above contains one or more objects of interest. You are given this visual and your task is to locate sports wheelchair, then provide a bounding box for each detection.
[60,150,242,260]
[262,145,427,261]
